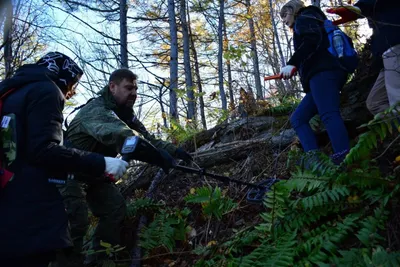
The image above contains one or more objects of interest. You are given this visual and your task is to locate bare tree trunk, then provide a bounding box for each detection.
[218,0,227,111]
[168,0,179,120]
[223,19,234,110]
[180,0,195,120]
[245,0,262,99]
[269,0,291,93]
[3,0,13,78]
[159,85,168,128]
[311,0,321,7]
[119,0,128,68]
[187,5,206,129]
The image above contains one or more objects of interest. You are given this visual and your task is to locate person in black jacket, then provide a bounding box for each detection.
[328,1,400,115]
[279,0,351,164]
[0,52,129,267]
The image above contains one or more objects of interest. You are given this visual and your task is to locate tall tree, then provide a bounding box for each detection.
[269,0,292,94]
[311,0,321,7]
[120,0,128,68]
[218,0,227,111]
[223,19,234,111]
[3,0,13,78]
[245,0,263,99]
[179,0,195,120]
[187,6,207,129]
[168,0,179,119]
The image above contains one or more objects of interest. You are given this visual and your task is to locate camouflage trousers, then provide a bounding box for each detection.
[58,180,126,258]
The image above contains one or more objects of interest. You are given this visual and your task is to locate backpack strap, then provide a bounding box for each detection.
[64,97,96,130]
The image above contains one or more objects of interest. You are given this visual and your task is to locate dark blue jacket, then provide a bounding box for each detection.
[287,6,343,92]
[355,0,400,57]
[0,65,105,258]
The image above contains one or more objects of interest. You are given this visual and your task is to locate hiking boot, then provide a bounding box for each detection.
[330,149,349,166]
[298,150,321,171]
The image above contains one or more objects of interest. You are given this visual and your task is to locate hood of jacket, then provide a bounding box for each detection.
[0,64,58,92]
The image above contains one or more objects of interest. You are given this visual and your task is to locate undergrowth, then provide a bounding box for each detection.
[121,106,400,266]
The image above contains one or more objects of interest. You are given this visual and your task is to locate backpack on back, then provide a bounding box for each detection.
[323,19,359,73]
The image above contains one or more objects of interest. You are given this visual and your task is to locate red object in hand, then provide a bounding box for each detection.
[327,6,360,25]
[105,173,117,183]
[264,67,297,81]
[264,74,283,81]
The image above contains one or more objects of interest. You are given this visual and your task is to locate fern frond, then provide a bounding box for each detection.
[292,186,350,210]
[185,186,237,220]
[355,206,388,247]
[286,170,331,192]
[126,198,163,217]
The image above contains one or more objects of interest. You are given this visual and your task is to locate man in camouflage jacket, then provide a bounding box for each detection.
[59,69,192,266]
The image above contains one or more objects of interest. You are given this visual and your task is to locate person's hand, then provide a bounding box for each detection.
[175,148,193,163]
[280,65,297,79]
[104,157,129,182]
[158,149,177,173]
[326,6,362,25]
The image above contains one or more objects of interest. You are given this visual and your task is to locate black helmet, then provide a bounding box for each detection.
[36,52,83,92]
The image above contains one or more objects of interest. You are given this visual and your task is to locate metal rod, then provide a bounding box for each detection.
[174,165,264,189]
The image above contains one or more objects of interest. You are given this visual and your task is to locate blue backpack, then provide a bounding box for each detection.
[323,20,359,74]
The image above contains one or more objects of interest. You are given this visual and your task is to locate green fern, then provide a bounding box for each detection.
[256,182,289,234]
[355,206,388,247]
[345,104,400,165]
[327,246,400,267]
[126,197,164,217]
[139,207,191,254]
[292,186,350,210]
[184,186,237,220]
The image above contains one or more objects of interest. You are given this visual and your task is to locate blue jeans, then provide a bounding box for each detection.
[290,70,350,153]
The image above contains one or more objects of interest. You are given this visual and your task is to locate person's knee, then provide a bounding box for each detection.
[290,109,306,129]
[319,110,341,125]
[366,94,380,115]
[64,197,89,234]
[110,195,127,222]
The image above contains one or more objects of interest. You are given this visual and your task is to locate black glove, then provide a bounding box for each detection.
[175,148,193,163]
[158,148,177,173]
[120,136,176,172]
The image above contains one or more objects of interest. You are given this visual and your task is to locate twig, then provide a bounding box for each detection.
[115,250,192,263]
[373,134,400,161]
[205,217,211,244]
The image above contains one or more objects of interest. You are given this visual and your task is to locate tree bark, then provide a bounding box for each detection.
[218,0,227,111]
[168,0,179,120]
[245,0,263,99]
[3,0,13,79]
[187,4,207,129]
[268,0,291,93]
[223,20,234,111]
[119,0,128,68]
[311,0,321,7]
[180,0,195,120]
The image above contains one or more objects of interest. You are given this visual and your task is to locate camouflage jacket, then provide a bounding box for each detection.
[65,86,177,157]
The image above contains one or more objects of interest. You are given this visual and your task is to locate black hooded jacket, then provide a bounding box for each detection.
[355,0,400,57]
[0,64,105,258]
[287,6,343,92]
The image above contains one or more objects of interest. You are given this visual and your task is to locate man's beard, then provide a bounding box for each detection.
[126,99,135,107]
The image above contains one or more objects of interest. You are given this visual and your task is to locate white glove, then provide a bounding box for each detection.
[280,65,297,79]
[104,157,129,181]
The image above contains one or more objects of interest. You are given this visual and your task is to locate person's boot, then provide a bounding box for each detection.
[330,149,349,166]
[298,150,321,172]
